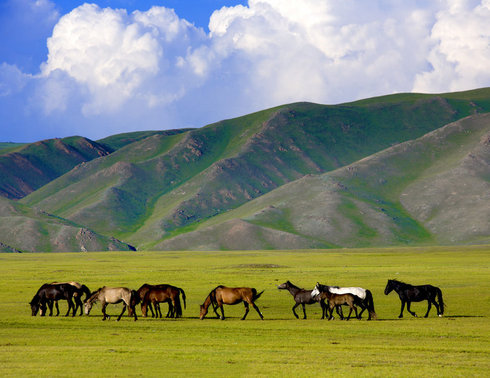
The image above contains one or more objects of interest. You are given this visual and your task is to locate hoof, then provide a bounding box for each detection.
[438,314,443,318]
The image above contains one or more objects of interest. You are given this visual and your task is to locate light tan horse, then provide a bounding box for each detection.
[84,286,138,321]
[199,286,264,320]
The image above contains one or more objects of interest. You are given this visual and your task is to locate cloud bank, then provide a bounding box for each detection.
[1,0,490,141]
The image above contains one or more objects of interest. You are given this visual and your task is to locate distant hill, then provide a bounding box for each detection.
[1,88,488,251]
[0,196,135,252]
[156,113,489,249]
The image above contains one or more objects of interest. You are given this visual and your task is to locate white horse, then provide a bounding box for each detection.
[84,286,138,321]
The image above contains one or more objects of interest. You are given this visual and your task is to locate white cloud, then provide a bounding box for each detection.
[2,0,490,142]
[413,0,490,92]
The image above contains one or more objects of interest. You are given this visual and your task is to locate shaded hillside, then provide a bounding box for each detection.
[156,113,489,250]
[20,88,490,250]
[0,196,135,252]
[0,137,112,199]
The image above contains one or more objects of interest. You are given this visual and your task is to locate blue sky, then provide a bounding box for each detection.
[1,0,489,142]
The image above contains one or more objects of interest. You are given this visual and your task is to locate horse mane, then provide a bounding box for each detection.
[286,281,302,290]
[86,288,102,304]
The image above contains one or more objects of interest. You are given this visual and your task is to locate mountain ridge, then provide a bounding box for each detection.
[2,88,489,251]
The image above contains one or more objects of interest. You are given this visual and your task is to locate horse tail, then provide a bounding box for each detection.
[252,289,264,302]
[365,289,377,320]
[179,288,186,309]
[436,287,444,315]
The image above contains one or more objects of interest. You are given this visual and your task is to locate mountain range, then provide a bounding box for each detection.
[1,88,489,252]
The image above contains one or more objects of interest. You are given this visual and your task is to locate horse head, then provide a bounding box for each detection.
[310,284,321,298]
[84,300,93,315]
[277,281,290,290]
[384,280,395,295]
[199,304,208,320]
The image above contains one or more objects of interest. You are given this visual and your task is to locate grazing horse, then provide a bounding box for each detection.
[140,284,187,318]
[200,286,264,320]
[311,282,377,320]
[277,281,326,319]
[384,279,444,318]
[49,281,91,316]
[30,283,80,317]
[84,287,139,321]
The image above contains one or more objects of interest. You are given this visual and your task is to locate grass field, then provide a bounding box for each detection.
[0,246,489,377]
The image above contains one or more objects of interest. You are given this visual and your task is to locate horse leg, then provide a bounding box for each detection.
[65,298,74,317]
[424,299,432,318]
[117,305,127,321]
[252,302,264,320]
[328,305,334,320]
[320,299,326,319]
[336,305,344,320]
[302,304,307,319]
[54,301,59,316]
[131,304,137,321]
[346,306,353,320]
[406,301,417,317]
[241,302,250,320]
[219,304,225,320]
[102,302,109,320]
[292,303,300,319]
[399,300,406,318]
[47,301,53,316]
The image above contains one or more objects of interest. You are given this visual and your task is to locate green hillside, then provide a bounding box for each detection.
[0,136,113,199]
[9,88,490,251]
[0,196,135,252]
[158,113,489,250]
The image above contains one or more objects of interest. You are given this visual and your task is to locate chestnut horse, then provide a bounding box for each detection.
[139,284,186,318]
[200,286,264,320]
[84,286,138,321]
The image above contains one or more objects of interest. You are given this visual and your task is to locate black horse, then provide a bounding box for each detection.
[384,279,444,318]
[277,281,326,319]
[30,283,82,317]
[48,282,91,316]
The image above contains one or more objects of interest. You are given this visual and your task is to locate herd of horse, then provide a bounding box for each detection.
[29,279,445,321]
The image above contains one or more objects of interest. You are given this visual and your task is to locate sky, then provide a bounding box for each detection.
[1,0,489,142]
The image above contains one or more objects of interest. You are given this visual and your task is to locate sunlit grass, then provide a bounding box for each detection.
[0,245,488,376]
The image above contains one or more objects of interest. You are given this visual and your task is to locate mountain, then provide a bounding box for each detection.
[0,136,112,200]
[156,113,490,249]
[0,196,135,252]
[2,88,489,251]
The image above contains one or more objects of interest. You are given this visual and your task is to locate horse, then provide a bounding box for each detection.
[384,279,444,318]
[277,281,326,319]
[49,281,91,316]
[311,282,377,320]
[139,284,186,318]
[200,286,264,320]
[30,283,81,317]
[310,285,360,320]
[84,286,139,321]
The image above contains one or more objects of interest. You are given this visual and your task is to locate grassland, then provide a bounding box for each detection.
[0,246,489,377]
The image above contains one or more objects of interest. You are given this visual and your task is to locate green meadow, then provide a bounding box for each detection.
[0,246,489,377]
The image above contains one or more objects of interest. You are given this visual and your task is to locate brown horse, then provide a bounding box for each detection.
[317,290,360,320]
[200,286,264,320]
[139,284,186,318]
[84,287,138,321]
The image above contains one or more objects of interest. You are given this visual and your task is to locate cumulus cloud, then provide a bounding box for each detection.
[1,0,490,141]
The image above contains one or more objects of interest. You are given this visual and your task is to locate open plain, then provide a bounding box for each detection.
[0,245,489,377]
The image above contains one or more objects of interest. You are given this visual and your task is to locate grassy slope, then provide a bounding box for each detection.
[0,137,113,200]
[158,113,490,250]
[0,246,488,376]
[19,89,490,251]
[0,196,134,252]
